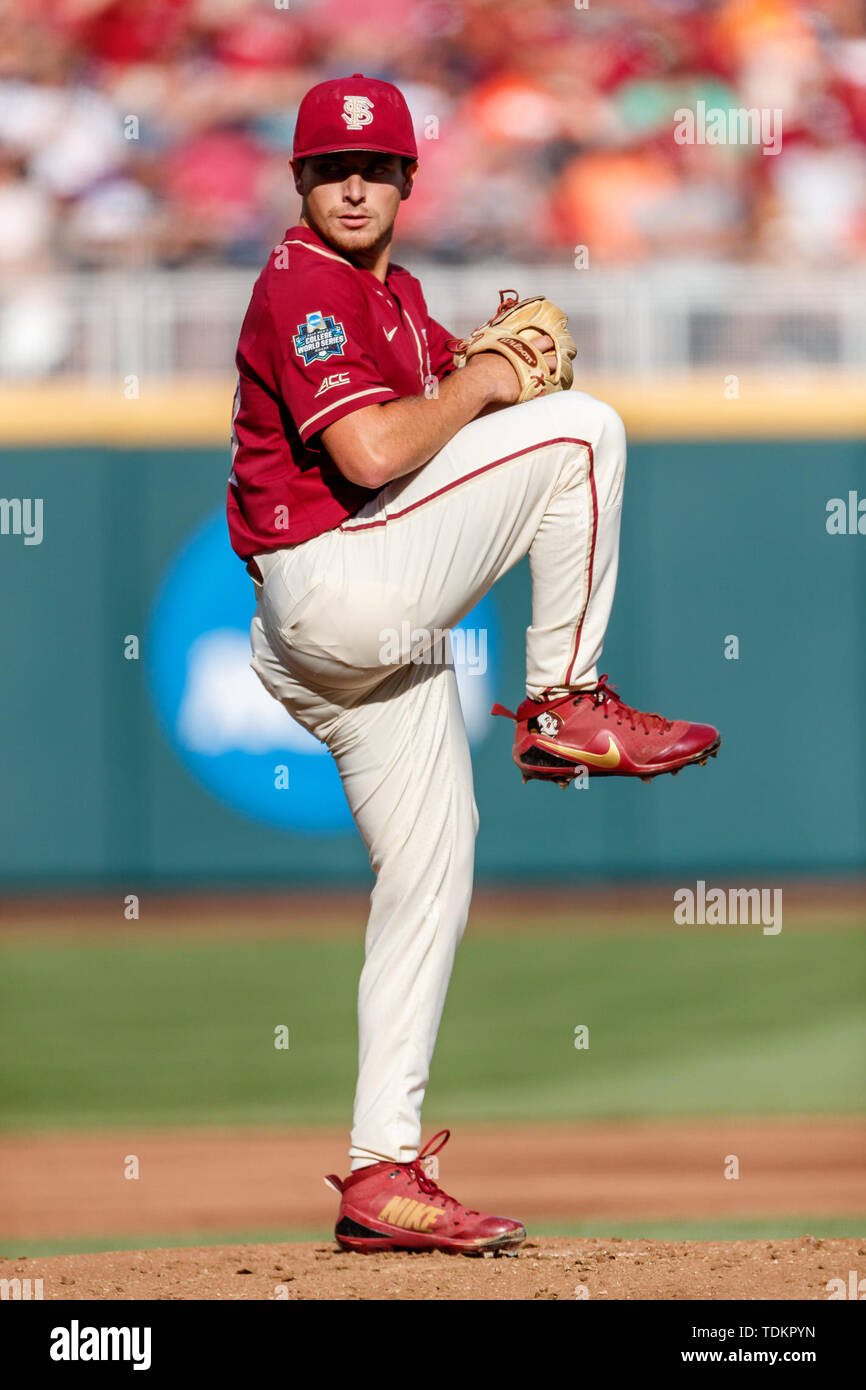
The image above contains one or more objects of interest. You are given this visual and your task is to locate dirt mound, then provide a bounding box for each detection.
[2,1236,861,1301]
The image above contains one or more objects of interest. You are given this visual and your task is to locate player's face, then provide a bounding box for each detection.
[292,152,416,258]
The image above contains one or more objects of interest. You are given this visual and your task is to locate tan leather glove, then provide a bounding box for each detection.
[450,289,577,402]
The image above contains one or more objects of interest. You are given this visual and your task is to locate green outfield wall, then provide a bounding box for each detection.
[1,436,863,886]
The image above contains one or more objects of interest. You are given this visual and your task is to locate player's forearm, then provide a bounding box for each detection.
[368,368,504,482]
[322,356,516,489]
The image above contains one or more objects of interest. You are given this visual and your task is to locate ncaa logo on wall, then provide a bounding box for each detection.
[147,509,501,834]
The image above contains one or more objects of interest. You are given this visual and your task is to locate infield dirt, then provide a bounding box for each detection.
[2,1235,863,1300]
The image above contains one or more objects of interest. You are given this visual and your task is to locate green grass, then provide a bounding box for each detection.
[3,1216,863,1260]
[0,927,863,1130]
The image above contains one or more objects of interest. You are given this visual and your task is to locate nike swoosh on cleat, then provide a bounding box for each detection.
[535,733,622,768]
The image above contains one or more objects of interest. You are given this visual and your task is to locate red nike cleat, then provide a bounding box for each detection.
[324,1130,526,1257]
[492,673,721,786]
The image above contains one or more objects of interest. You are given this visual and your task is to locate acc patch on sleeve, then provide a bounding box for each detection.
[293,311,347,364]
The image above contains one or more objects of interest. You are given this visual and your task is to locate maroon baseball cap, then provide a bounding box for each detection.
[293,73,418,161]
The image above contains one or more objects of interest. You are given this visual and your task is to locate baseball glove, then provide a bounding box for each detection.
[449,289,577,402]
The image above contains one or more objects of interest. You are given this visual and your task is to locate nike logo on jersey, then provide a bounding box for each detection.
[383,326,398,342]
[535,733,622,769]
[314,372,351,397]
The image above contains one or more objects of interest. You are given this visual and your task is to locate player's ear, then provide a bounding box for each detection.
[400,159,418,201]
[290,158,306,195]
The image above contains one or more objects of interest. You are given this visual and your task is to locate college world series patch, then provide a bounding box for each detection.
[293,311,347,364]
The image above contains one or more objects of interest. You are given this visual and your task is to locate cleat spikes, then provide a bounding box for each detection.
[641,774,653,783]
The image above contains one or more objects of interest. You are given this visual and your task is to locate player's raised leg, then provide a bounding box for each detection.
[333,387,624,675]
[328,387,720,784]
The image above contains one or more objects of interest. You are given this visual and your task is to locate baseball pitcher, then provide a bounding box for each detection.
[228,74,721,1256]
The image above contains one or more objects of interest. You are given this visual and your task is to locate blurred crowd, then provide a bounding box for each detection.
[0,0,865,276]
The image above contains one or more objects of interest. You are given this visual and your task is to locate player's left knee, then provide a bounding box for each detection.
[563,393,626,508]
[599,400,626,454]
[562,390,624,449]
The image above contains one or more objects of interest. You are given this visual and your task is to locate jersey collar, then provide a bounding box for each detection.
[282,223,400,285]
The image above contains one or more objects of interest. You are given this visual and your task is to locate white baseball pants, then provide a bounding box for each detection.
[249,389,626,1167]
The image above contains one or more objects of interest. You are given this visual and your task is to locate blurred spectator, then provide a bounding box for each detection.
[0,147,53,269]
[0,0,862,272]
[0,145,70,374]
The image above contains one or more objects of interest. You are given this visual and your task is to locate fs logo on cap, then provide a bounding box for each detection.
[342,95,374,130]
[293,310,347,364]
[293,75,416,160]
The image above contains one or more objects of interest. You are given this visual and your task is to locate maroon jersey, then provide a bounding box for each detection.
[227,223,455,559]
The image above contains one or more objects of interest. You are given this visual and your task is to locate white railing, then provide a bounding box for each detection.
[1,263,865,380]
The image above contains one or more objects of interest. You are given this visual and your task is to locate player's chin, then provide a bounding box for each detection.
[329,217,380,249]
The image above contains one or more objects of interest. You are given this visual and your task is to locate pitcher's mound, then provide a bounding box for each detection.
[2,1235,861,1300]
